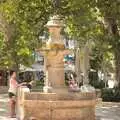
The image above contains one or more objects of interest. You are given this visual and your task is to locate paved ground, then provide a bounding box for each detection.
[0,94,17,120]
[0,94,120,120]
[96,102,120,120]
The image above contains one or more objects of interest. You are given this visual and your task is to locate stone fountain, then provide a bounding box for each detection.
[17,16,96,120]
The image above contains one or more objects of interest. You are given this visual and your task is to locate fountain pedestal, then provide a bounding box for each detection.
[43,50,70,88]
[17,15,96,120]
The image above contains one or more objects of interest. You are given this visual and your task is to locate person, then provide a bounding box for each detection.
[8,70,26,118]
[68,79,80,92]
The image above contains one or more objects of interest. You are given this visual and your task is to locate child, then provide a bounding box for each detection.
[8,70,26,118]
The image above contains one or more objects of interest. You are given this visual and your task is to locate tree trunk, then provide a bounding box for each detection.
[11,51,20,82]
[83,41,91,85]
[0,13,14,42]
[114,49,120,87]
[105,17,120,87]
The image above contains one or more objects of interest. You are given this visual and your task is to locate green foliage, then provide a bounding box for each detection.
[0,0,53,69]
[64,0,120,82]
[89,71,106,89]
[36,80,44,87]
[90,41,114,72]
[102,88,120,102]
[0,32,12,68]
[0,32,4,48]
[0,0,95,69]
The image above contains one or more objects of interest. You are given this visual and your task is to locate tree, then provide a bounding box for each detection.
[0,0,53,70]
[88,0,120,86]
[1,0,119,87]
[63,0,120,87]
[0,13,14,69]
[0,0,90,70]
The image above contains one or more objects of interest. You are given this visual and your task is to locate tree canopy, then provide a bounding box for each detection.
[0,0,53,69]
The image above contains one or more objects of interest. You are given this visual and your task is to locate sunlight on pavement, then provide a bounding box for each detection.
[96,103,120,120]
[0,108,6,112]
[0,116,17,120]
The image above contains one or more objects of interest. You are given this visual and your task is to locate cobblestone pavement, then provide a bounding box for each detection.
[0,94,120,120]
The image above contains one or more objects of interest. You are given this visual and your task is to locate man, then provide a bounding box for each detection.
[8,70,26,118]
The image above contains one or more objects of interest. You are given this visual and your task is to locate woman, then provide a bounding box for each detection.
[8,70,26,118]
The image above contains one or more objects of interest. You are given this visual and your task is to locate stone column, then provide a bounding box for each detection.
[46,51,66,88]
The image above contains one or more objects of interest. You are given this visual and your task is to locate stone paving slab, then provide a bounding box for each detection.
[96,102,120,120]
[0,94,120,120]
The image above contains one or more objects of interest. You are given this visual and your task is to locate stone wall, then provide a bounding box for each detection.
[23,100,95,120]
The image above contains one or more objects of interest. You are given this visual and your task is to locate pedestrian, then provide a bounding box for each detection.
[8,70,26,118]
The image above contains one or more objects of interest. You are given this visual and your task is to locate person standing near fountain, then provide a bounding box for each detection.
[8,70,26,118]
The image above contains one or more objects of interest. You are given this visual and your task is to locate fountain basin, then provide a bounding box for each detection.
[17,87,96,120]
